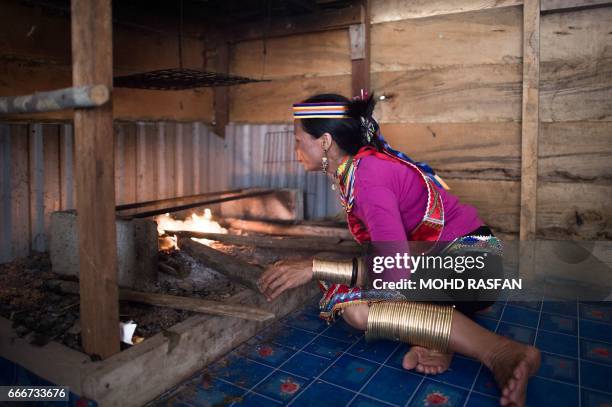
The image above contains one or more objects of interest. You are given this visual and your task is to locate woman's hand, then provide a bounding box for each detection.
[258,258,313,302]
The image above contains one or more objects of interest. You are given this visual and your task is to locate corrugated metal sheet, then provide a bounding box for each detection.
[0,121,339,263]
[225,123,341,220]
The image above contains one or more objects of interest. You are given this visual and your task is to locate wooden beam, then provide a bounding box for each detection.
[520,0,540,242]
[221,218,354,240]
[47,280,275,322]
[213,42,229,137]
[120,189,275,218]
[0,85,109,114]
[71,0,120,358]
[519,0,540,279]
[169,231,362,254]
[541,0,612,12]
[178,238,264,292]
[351,1,370,98]
[370,0,523,23]
[231,5,363,43]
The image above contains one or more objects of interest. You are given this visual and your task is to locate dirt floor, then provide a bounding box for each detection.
[0,239,311,357]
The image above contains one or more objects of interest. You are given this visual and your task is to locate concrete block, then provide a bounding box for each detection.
[49,211,158,289]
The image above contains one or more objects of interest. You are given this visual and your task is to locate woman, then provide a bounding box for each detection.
[258,93,540,407]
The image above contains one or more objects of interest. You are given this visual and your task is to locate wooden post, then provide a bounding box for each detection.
[520,0,540,241]
[350,0,370,98]
[71,0,120,358]
[214,42,230,138]
[519,0,540,276]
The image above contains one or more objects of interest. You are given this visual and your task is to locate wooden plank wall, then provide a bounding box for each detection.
[537,7,612,240]
[0,0,214,122]
[0,121,227,263]
[228,0,612,241]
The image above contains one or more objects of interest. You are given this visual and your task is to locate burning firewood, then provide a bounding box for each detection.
[178,237,263,292]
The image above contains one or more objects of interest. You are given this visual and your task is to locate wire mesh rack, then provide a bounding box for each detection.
[113,68,266,90]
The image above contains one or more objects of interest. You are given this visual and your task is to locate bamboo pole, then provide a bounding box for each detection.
[0,85,109,114]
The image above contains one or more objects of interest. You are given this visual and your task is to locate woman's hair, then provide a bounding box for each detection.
[299,93,383,155]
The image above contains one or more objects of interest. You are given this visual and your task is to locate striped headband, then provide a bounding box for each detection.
[293,102,349,119]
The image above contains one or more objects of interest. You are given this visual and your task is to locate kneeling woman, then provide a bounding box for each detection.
[258,93,540,407]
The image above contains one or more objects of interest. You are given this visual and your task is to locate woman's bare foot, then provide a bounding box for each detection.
[402,346,454,375]
[485,338,541,407]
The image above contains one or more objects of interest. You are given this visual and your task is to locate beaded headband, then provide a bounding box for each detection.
[292,102,349,119]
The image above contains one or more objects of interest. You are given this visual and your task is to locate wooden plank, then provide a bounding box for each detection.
[222,218,355,240]
[539,7,612,122]
[541,0,612,12]
[370,0,523,23]
[43,124,61,248]
[541,6,612,62]
[520,0,540,242]
[229,75,351,123]
[171,231,361,253]
[231,4,363,42]
[372,64,522,123]
[540,61,612,122]
[29,123,45,252]
[48,280,275,322]
[0,124,10,263]
[537,182,612,239]
[446,179,521,237]
[231,30,350,80]
[71,0,120,358]
[379,122,521,181]
[178,238,263,292]
[539,122,612,184]
[371,6,522,73]
[9,125,29,258]
[59,124,74,210]
[351,2,370,97]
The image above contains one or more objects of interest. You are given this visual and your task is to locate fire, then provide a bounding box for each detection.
[155,208,227,250]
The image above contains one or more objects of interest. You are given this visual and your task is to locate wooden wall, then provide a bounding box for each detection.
[228,1,612,241]
[0,0,214,122]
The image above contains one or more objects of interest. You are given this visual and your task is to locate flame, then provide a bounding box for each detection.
[155,208,227,249]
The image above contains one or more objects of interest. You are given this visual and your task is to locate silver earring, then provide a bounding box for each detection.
[321,148,329,174]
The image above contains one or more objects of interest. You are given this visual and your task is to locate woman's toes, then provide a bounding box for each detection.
[416,364,424,373]
[402,349,419,370]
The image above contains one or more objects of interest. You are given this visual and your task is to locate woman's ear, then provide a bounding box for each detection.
[320,132,333,150]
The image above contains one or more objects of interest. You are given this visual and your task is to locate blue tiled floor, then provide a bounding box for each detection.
[150,297,612,407]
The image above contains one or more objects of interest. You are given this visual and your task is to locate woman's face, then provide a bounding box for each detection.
[294,120,324,172]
